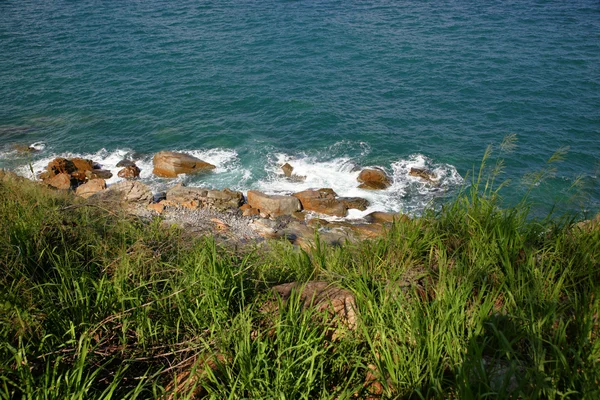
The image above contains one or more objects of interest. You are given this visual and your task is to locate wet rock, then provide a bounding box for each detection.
[117,165,141,180]
[116,159,136,168]
[75,178,106,198]
[282,162,294,177]
[152,151,216,178]
[409,167,437,183]
[292,188,348,217]
[247,190,301,217]
[85,169,113,180]
[46,173,72,190]
[266,281,357,335]
[357,168,391,190]
[166,184,243,211]
[339,197,370,211]
[364,211,408,224]
[12,143,38,153]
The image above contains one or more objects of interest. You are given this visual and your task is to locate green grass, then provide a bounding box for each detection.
[0,151,599,399]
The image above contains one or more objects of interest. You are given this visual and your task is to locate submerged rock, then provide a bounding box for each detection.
[409,167,437,183]
[152,151,215,178]
[292,188,348,217]
[357,168,391,190]
[247,190,301,217]
[281,163,294,177]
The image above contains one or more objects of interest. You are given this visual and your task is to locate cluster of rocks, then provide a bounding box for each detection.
[31,151,443,247]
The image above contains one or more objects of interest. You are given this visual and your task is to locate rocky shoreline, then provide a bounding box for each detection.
[4,150,440,248]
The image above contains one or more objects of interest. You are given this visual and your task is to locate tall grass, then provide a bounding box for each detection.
[0,148,599,399]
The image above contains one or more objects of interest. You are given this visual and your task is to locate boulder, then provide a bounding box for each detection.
[409,167,437,183]
[147,202,165,214]
[247,190,301,217]
[0,169,24,183]
[71,158,94,172]
[357,168,391,190]
[85,169,113,180]
[116,159,136,168]
[75,179,106,199]
[117,165,141,180]
[46,158,76,176]
[292,188,348,217]
[282,163,294,177]
[46,173,72,190]
[152,151,216,178]
[339,197,370,211]
[364,211,408,224]
[242,207,260,217]
[91,180,153,206]
[166,185,243,211]
[265,281,357,334]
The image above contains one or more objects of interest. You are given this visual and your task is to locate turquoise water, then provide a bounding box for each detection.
[1,1,599,216]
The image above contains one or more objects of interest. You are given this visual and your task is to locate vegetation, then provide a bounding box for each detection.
[0,144,599,399]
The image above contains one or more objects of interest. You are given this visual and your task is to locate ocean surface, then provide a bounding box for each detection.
[1,0,599,218]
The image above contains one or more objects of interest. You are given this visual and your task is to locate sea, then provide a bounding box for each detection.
[1,0,599,219]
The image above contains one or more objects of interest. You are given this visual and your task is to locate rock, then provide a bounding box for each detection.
[0,169,24,183]
[166,185,243,211]
[247,190,301,217]
[211,218,230,232]
[292,188,348,217]
[339,197,370,211]
[85,169,113,180]
[147,202,165,214]
[91,180,153,206]
[266,281,357,335]
[357,168,391,190]
[364,211,408,224]
[153,192,167,203]
[46,158,76,176]
[12,143,38,153]
[281,163,294,177]
[242,207,260,217]
[46,173,72,190]
[116,159,136,168]
[71,158,94,172]
[75,178,106,198]
[152,151,216,178]
[249,218,280,239]
[117,165,141,180]
[409,167,437,183]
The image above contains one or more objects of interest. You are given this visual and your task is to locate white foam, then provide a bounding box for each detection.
[254,153,463,219]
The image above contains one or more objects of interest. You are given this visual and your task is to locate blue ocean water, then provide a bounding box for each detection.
[1,0,599,217]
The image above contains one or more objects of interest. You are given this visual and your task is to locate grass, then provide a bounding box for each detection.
[0,145,599,399]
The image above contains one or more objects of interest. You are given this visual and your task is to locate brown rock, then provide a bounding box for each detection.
[242,207,260,217]
[339,197,370,211]
[292,188,348,217]
[91,180,153,206]
[116,159,136,168]
[267,281,357,334]
[117,165,141,180]
[364,211,408,224]
[239,204,252,211]
[71,158,94,172]
[166,185,243,211]
[47,158,76,177]
[85,169,113,180]
[46,173,72,190]
[0,169,24,183]
[357,168,391,190]
[247,190,301,217]
[147,202,165,214]
[75,178,106,198]
[409,167,437,183]
[282,163,294,177]
[152,151,216,178]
